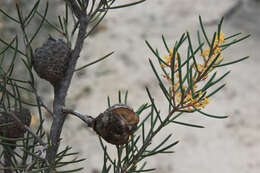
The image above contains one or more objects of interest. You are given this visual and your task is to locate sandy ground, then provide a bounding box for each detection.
[54,0,260,172]
[2,0,260,172]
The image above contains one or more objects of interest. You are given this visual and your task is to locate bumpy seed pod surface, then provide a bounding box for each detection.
[0,108,31,138]
[93,104,139,145]
[33,37,71,85]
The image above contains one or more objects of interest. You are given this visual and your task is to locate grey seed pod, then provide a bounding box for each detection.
[33,36,71,85]
[93,104,139,145]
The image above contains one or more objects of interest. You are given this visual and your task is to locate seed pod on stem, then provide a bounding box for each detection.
[0,108,31,149]
[33,36,71,86]
[93,104,139,145]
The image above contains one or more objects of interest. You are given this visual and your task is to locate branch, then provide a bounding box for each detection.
[47,0,89,167]
[62,108,94,127]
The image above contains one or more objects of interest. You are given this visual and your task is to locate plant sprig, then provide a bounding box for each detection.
[98,16,249,173]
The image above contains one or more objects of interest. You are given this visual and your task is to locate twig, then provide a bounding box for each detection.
[31,85,53,116]
[62,108,94,127]
[65,0,82,18]
[38,98,53,116]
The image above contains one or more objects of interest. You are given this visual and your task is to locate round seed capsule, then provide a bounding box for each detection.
[93,104,139,145]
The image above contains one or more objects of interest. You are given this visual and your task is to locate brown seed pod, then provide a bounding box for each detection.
[33,36,71,86]
[0,108,31,139]
[93,104,139,145]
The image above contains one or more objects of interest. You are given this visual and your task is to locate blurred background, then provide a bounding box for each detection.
[0,0,260,172]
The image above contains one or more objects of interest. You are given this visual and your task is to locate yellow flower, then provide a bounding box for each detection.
[174,82,179,88]
[201,32,224,61]
[217,32,225,44]
[215,47,221,54]
[161,49,179,68]
[186,106,192,112]
[198,64,206,72]
[195,96,210,108]
[164,55,171,65]
[191,98,196,104]
[174,63,178,71]
[194,64,207,73]
[169,85,174,92]
[176,97,181,103]
[198,91,203,97]
[213,32,225,46]
[204,97,209,104]
[160,64,165,68]
[176,91,182,97]
[201,49,210,57]
[169,48,173,56]
[161,55,171,68]
[175,91,182,103]
[186,93,192,100]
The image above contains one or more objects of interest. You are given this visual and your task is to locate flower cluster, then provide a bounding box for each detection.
[169,80,210,111]
[197,32,225,76]
[160,48,178,69]
[161,32,226,111]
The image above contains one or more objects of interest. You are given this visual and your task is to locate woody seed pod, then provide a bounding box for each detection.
[93,104,139,145]
[33,36,71,85]
[0,108,31,139]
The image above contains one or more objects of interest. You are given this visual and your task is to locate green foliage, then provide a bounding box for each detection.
[98,16,250,172]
